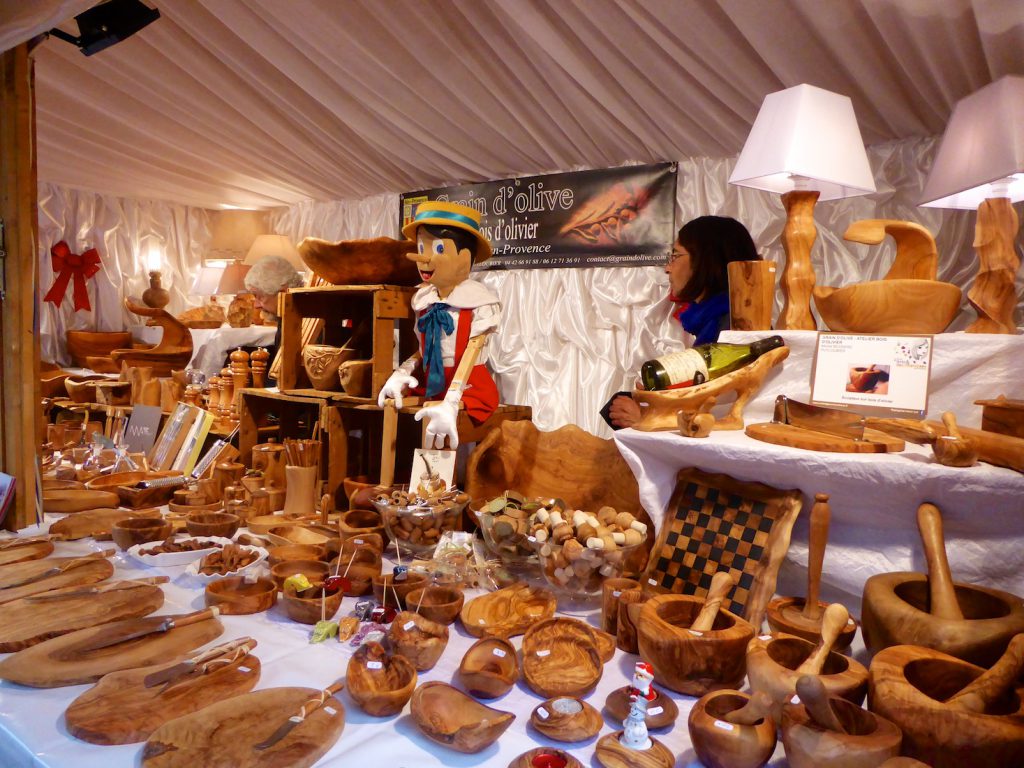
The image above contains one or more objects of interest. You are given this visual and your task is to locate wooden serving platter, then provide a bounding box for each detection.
[0,612,224,687]
[746,422,905,453]
[0,579,165,652]
[66,644,261,745]
[141,686,345,768]
[0,558,113,605]
[50,507,162,541]
[0,539,54,566]
[460,582,556,638]
[42,489,121,514]
[522,617,603,698]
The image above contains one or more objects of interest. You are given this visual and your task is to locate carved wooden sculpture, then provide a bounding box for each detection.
[728,260,776,331]
[105,300,193,376]
[967,197,1019,333]
[813,219,962,333]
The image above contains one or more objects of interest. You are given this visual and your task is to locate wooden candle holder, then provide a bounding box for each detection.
[605,685,678,730]
[529,696,602,742]
[595,730,674,768]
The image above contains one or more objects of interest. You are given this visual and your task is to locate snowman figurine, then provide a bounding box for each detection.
[621,661,657,750]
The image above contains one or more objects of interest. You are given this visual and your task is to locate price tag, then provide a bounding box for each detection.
[536,649,551,657]
[689,630,703,637]
[243,570,259,584]
[238,666,251,673]
[354,539,364,545]
[367,661,383,670]
[648,706,664,716]
[848,618,855,626]
[403,620,415,631]
[791,694,801,704]
[324,706,337,716]
[713,720,734,732]
[492,648,507,658]
[536,707,549,719]
[648,578,658,586]
[612,590,621,597]
[759,634,772,641]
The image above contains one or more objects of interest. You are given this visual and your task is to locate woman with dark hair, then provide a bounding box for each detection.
[604,215,761,429]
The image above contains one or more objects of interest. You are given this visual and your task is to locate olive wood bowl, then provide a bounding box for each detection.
[388,610,448,671]
[457,636,518,699]
[266,524,334,547]
[328,548,381,596]
[405,585,464,625]
[529,696,603,743]
[372,571,427,609]
[281,583,343,624]
[167,500,223,516]
[204,576,277,615]
[337,508,385,540]
[410,681,515,753]
[270,559,330,591]
[521,617,602,698]
[346,641,417,717]
[267,543,325,567]
[185,511,240,539]
[110,517,173,551]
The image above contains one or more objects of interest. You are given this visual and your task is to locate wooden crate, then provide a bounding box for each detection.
[278,284,419,397]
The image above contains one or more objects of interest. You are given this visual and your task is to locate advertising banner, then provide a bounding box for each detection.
[400,162,676,270]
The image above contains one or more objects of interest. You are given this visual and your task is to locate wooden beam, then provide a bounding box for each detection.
[0,43,42,530]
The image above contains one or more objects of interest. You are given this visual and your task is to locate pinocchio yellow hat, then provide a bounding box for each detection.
[402,200,493,264]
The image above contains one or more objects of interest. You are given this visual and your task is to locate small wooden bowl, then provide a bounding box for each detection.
[372,571,427,609]
[186,511,240,539]
[529,696,603,743]
[111,517,172,551]
[508,748,584,768]
[281,584,343,624]
[389,610,449,671]
[688,690,777,768]
[167,500,223,516]
[267,543,324,566]
[205,576,277,615]
[410,681,515,753]
[458,636,518,698]
[343,475,382,511]
[267,525,334,547]
[522,617,602,698]
[245,514,288,535]
[328,548,381,596]
[346,641,417,717]
[339,532,384,555]
[605,685,678,729]
[405,586,464,625]
[782,692,902,768]
[767,596,858,651]
[270,559,330,591]
[338,508,385,539]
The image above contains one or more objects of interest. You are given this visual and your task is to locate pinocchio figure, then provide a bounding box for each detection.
[378,201,500,449]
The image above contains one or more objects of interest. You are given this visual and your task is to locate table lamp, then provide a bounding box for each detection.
[207,209,269,263]
[244,234,304,271]
[217,261,254,328]
[141,242,170,310]
[729,84,876,329]
[919,75,1024,334]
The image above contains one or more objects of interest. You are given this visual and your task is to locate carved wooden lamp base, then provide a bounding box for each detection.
[778,190,820,330]
[595,731,674,768]
[967,197,1020,334]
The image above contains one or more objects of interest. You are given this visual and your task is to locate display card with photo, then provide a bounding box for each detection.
[409,448,457,491]
[810,333,933,417]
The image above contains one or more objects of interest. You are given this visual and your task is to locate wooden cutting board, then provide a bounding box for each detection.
[0,559,113,605]
[0,540,54,566]
[141,687,345,768]
[0,580,164,652]
[745,422,906,453]
[66,648,261,745]
[42,489,121,514]
[0,613,223,687]
[49,507,162,541]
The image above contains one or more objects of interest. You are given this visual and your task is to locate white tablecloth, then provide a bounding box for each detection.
[614,330,1024,613]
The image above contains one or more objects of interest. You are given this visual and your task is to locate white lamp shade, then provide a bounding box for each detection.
[244,234,305,271]
[729,84,876,201]
[189,264,226,296]
[920,75,1024,209]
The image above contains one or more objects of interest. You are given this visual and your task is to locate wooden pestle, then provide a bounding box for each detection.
[795,674,846,733]
[320,493,332,526]
[724,690,775,726]
[916,503,963,621]
[933,412,978,467]
[795,603,848,676]
[945,633,1024,714]
[803,493,830,621]
[691,571,737,632]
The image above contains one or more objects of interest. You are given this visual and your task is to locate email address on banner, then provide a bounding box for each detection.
[586,254,653,263]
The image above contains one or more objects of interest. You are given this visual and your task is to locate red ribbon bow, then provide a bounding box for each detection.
[43,241,101,312]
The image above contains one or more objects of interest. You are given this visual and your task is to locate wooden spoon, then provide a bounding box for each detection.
[945,633,1024,714]
[803,494,830,622]
[795,603,848,676]
[690,571,736,632]
[795,674,846,733]
[916,503,963,621]
[723,690,775,726]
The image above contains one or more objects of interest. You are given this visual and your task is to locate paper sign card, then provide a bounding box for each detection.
[122,404,163,455]
[810,333,933,417]
[409,448,456,490]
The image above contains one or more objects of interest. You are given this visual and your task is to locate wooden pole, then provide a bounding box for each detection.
[0,42,42,530]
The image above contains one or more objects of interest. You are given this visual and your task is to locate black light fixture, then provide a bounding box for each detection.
[49,0,160,56]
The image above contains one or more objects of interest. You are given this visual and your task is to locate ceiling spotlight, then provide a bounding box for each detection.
[49,0,160,57]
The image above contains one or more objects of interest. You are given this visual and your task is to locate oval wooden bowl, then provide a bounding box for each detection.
[405,586,464,625]
[508,748,584,768]
[529,696,603,743]
[338,508,386,539]
[813,279,962,335]
[746,633,869,723]
[342,475,382,512]
[410,681,515,753]
[605,685,678,729]
[245,514,289,535]
[66,330,132,367]
[688,690,777,768]
[372,571,427,609]
[266,525,334,548]
[457,637,518,698]
[64,375,109,404]
[281,585,343,625]
[43,489,122,514]
[339,531,384,554]
[111,518,173,551]
[782,693,902,768]
[868,643,1024,768]
[388,610,448,671]
[85,471,150,490]
[302,344,356,391]
[522,617,602,698]
[767,596,858,651]
[267,543,324,566]
[204,576,277,615]
[861,572,1024,666]
[185,511,240,539]
[638,593,755,696]
[460,582,557,638]
[346,641,417,717]
[328,548,381,596]
[167,500,222,516]
[270,559,330,591]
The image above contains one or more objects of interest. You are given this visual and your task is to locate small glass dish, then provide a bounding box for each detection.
[533,534,647,613]
[372,485,469,559]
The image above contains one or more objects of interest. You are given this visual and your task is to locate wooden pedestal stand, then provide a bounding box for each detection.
[967,197,1019,334]
[778,190,819,330]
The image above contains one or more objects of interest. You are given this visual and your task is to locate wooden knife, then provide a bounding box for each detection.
[253,680,345,751]
[2,549,115,589]
[65,607,220,654]
[142,636,257,689]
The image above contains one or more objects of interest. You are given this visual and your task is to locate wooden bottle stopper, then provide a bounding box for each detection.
[250,347,270,388]
[916,502,963,621]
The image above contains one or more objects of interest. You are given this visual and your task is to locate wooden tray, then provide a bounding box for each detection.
[746,422,905,453]
[522,617,603,698]
[66,645,260,745]
[43,489,121,514]
[0,558,114,605]
[49,507,162,541]
[0,580,164,652]
[0,539,54,566]
[0,612,223,687]
[141,686,345,768]
[460,582,556,638]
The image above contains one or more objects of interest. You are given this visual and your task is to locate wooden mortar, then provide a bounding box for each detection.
[868,634,1024,768]
[637,572,754,696]
[687,690,777,768]
[746,603,869,723]
[781,674,902,768]
[766,493,858,649]
[862,503,1024,666]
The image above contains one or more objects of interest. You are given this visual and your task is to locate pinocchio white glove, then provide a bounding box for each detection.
[415,388,462,449]
[377,357,418,409]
